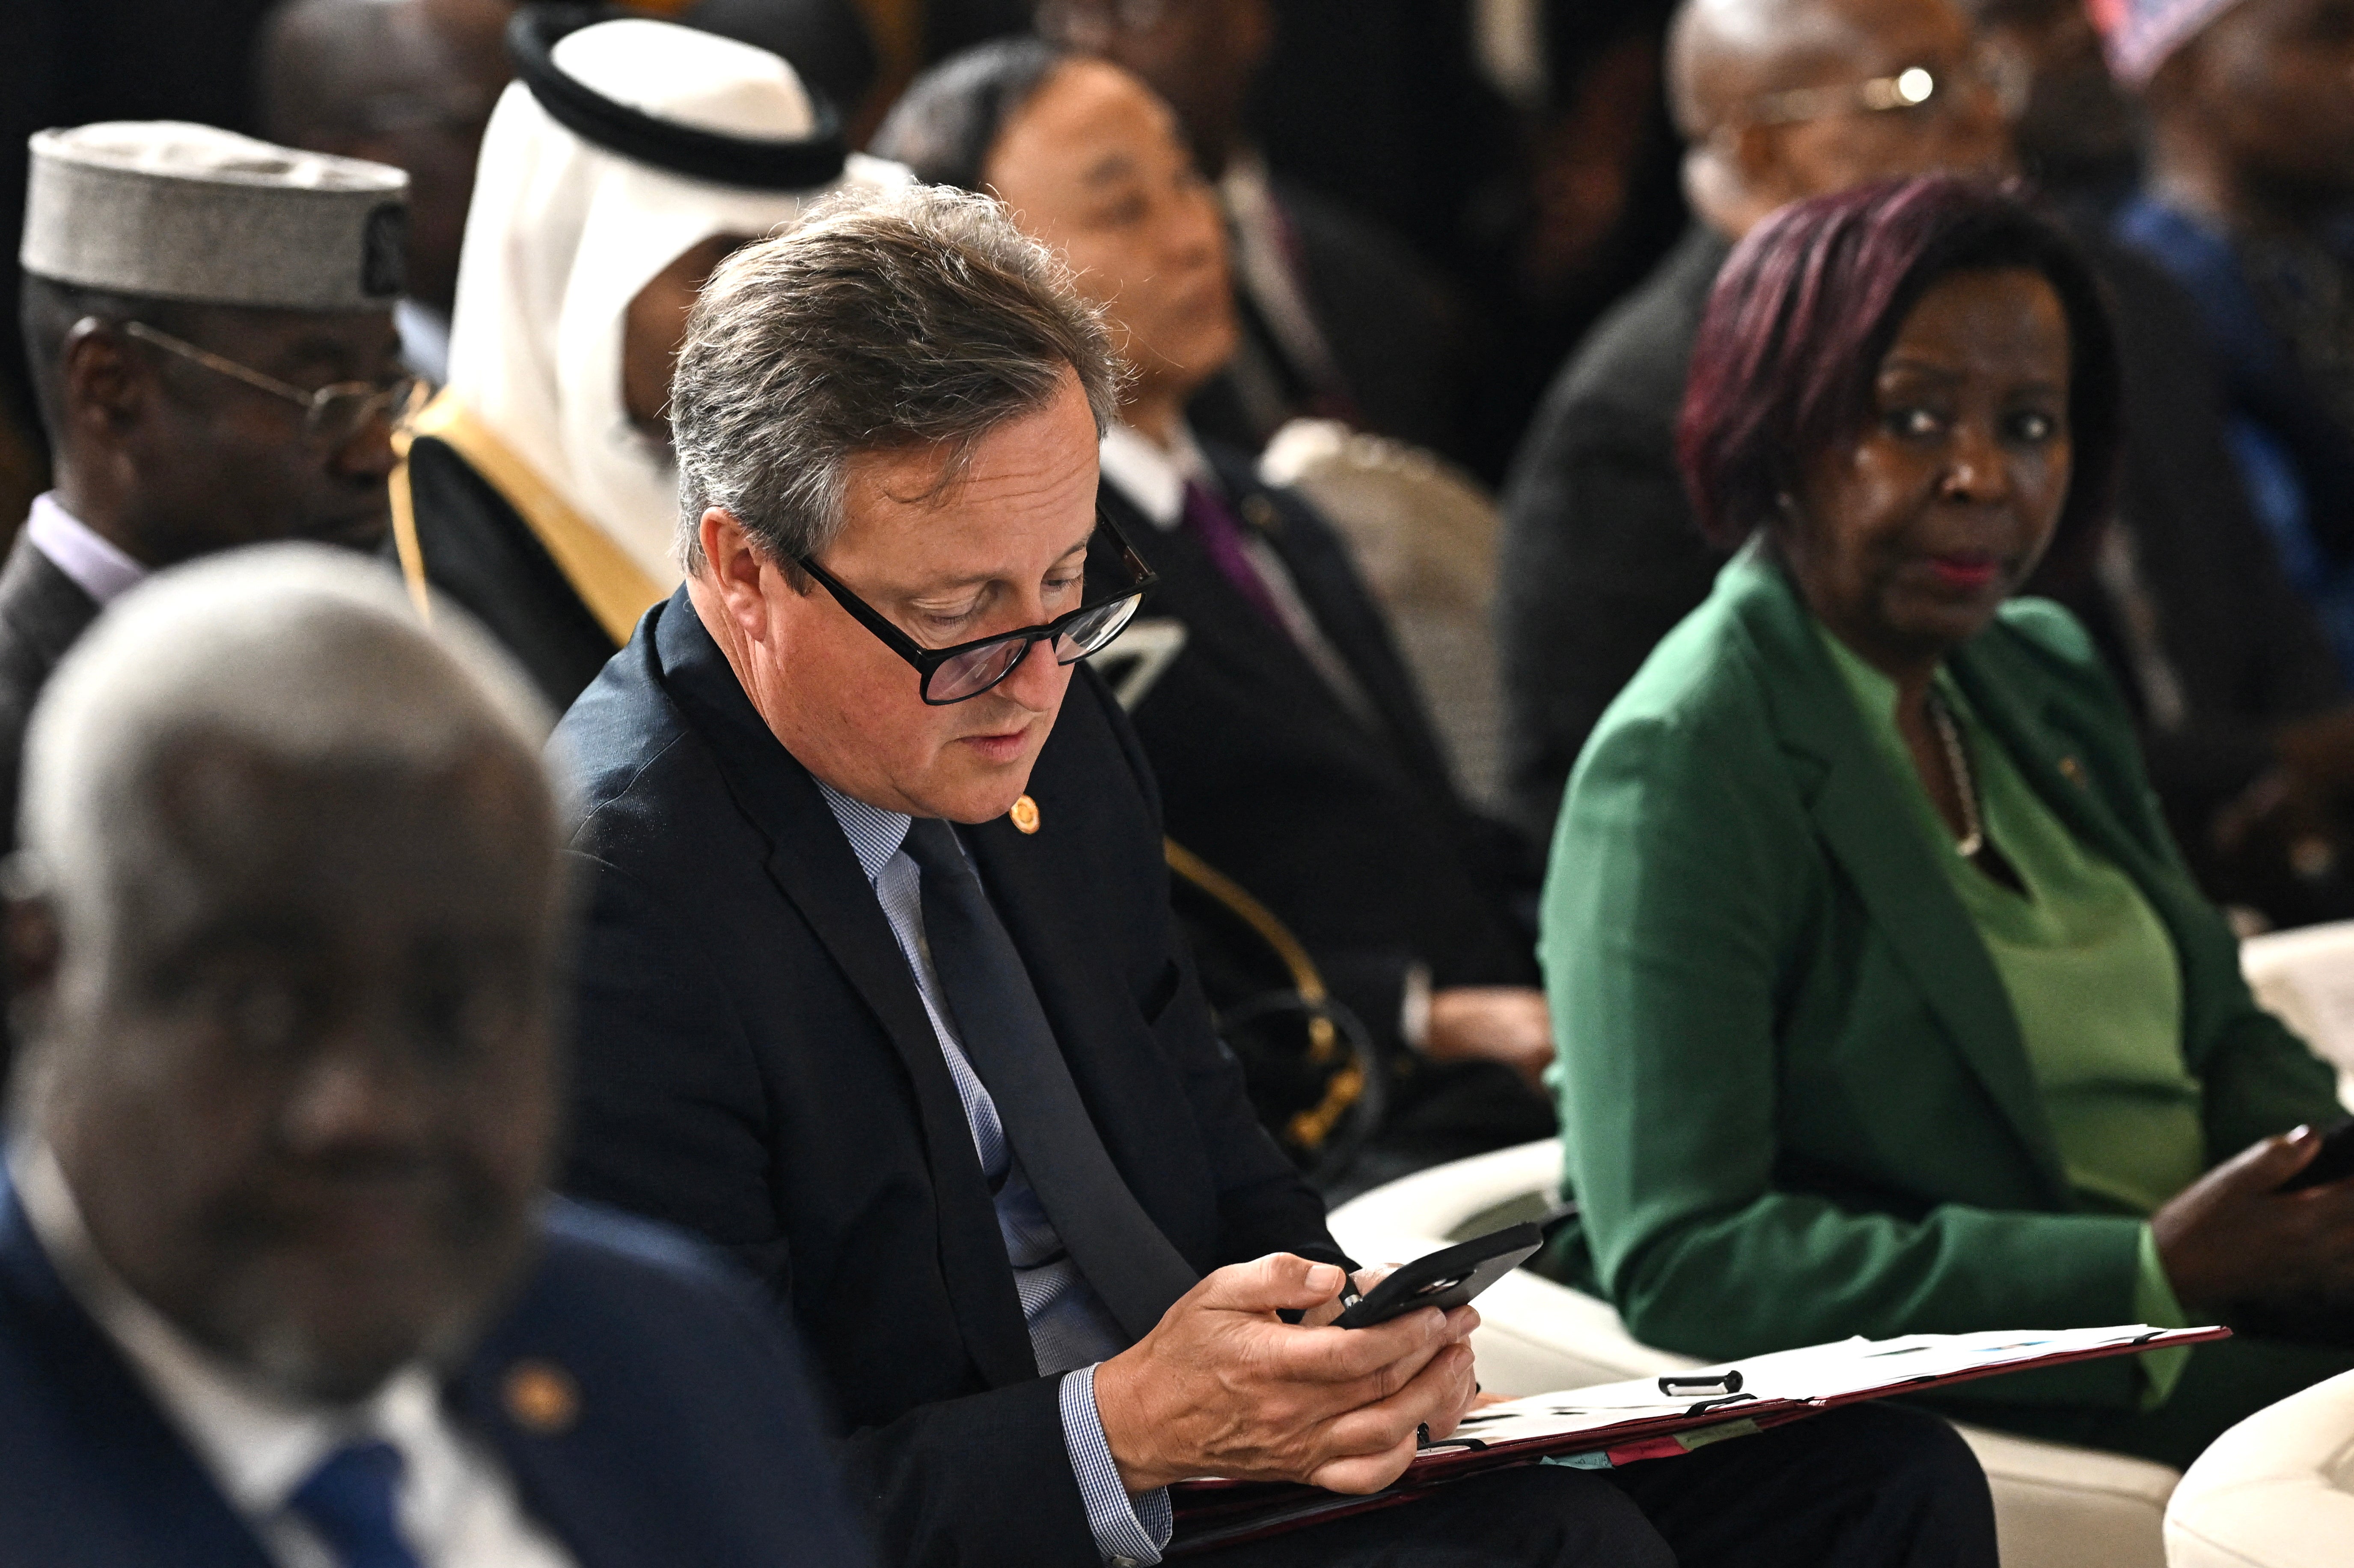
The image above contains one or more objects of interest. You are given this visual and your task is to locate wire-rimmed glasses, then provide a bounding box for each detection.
[116,319,420,451]
[797,509,1159,705]
[1727,49,2026,129]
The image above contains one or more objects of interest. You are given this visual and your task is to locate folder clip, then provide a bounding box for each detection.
[1657,1371,1744,1398]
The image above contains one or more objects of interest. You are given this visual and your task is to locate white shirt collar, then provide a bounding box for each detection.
[1097,423,1213,531]
[24,493,148,608]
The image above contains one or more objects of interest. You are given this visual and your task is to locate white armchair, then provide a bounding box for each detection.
[2240,920,2354,1111]
[1329,1140,2183,1568]
[2164,1370,2354,1567]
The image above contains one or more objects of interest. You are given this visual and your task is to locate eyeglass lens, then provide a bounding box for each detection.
[924,592,1145,702]
[307,380,419,449]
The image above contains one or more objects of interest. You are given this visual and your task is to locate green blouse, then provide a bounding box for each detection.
[1821,628,2193,1388]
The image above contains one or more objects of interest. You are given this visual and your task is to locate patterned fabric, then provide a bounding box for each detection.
[817,782,1171,1564]
[286,1442,422,1568]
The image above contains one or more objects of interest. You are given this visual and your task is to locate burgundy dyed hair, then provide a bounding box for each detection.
[1677,175,2121,552]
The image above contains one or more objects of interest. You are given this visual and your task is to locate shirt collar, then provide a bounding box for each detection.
[25,493,148,608]
[7,1140,429,1519]
[1097,423,1213,531]
[816,778,913,884]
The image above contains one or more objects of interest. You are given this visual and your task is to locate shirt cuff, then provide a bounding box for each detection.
[2133,1223,2193,1408]
[1059,1365,1174,1566]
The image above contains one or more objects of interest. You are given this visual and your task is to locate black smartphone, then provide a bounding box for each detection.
[1332,1221,1545,1329]
[2279,1118,2354,1192]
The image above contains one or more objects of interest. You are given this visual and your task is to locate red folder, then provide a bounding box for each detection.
[1168,1323,2230,1554]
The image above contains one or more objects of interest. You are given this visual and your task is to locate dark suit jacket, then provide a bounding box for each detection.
[0,531,98,856]
[0,1168,870,1568]
[1495,225,1729,840]
[1497,221,2350,863]
[405,436,621,713]
[1192,179,1479,469]
[551,592,1343,1568]
[1104,454,1554,1168]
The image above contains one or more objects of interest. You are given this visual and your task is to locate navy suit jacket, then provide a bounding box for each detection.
[0,1167,869,1568]
[551,591,1342,1568]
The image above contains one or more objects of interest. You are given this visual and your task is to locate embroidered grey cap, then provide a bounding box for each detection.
[21,121,410,312]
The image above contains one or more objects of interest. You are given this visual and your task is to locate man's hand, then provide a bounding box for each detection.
[2152,1128,2354,1315]
[1424,986,1554,1087]
[1092,1254,1480,1495]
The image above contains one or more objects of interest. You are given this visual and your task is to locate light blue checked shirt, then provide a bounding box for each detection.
[819,783,1173,1566]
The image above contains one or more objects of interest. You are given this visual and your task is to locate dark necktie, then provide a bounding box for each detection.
[1181,478,1289,631]
[901,818,1198,1341]
[287,1441,422,1568]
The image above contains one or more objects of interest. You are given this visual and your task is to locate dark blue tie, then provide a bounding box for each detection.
[287,1441,422,1568]
[901,818,1198,1341]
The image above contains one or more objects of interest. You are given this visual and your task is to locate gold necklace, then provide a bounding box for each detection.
[1926,693,1985,859]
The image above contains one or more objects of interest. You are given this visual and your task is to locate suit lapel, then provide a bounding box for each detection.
[0,532,101,679]
[0,1172,281,1568]
[648,600,1037,1387]
[1727,561,2073,1205]
[1204,450,1460,793]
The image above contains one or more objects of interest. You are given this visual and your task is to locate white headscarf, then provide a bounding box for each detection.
[445,18,906,586]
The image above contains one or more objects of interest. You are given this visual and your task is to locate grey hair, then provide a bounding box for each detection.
[670,180,1125,575]
[18,545,561,971]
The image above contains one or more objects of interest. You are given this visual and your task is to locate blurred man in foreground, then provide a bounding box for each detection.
[0,546,868,1566]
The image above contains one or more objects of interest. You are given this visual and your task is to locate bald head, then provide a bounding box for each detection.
[256,0,518,312]
[13,547,563,1405]
[1667,0,2010,235]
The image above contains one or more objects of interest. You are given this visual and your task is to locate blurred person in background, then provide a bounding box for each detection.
[6,122,410,877]
[2108,0,2354,688]
[1035,0,1481,469]
[1499,0,2354,938]
[1496,0,2012,842]
[256,0,520,385]
[396,8,903,711]
[1958,0,2140,216]
[0,546,870,1566]
[1543,175,2354,1469]
[875,40,1560,1186]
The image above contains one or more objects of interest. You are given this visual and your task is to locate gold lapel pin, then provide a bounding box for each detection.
[502,1360,580,1435]
[2058,756,2086,787]
[1010,794,1041,834]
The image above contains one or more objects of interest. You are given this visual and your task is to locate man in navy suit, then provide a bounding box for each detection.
[0,544,868,1567]
[554,179,1998,1568]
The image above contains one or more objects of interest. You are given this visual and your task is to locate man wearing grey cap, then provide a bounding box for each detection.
[6,121,416,867]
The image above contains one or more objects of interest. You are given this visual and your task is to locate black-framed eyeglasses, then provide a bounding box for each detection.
[798,509,1159,705]
[115,319,421,451]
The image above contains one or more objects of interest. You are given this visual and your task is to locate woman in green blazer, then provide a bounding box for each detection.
[1541,178,2354,1467]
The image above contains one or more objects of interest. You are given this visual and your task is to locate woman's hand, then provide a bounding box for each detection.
[2151,1128,2354,1317]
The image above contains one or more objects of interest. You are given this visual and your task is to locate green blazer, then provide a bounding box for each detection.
[1541,550,2339,1409]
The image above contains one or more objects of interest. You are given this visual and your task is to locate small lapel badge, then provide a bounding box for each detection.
[2058,756,2087,787]
[1241,494,1281,534]
[502,1360,580,1435]
[1009,794,1042,834]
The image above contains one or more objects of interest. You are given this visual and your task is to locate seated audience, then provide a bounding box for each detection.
[9,120,411,862]
[1500,0,2354,935]
[1542,175,2354,1470]
[873,41,1557,1179]
[552,178,1997,1568]
[2107,0,2354,681]
[1034,0,1479,467]
[0,546,868,1565]
[399,9,901,710]
[254,0,519,386]
[1497,0,2009,838]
